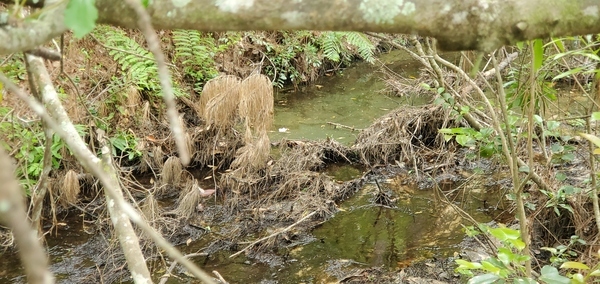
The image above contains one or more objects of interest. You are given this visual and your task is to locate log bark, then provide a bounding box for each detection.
[1,0,600,54]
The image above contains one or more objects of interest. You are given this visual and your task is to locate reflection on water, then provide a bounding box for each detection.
[271,50,430,145]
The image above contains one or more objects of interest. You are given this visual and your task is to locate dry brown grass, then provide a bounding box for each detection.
[174,178,202,218]
[162,156,183,185]
[198,75,241,130]
[125,86,142,116]
[238,74,274,138]
[353,105,450,166]
[152,145,165,169]
[59,170,81,207]
[230,131,271,172]
[140,193,160,224]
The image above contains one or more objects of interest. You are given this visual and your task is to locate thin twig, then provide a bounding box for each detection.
[158,252,208,284]
[230,211,317,258]
[212,270,228,284]
[327,121,363,132]
[0,71,216,284]
[123,0,190,165]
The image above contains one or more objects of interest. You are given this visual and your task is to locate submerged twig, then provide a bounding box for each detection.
[157,252,209,284]
[230,211,317,258]
[327,122,363,132]
[212,270,229,284]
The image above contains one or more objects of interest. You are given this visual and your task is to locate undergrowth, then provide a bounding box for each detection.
[93,26,185,97]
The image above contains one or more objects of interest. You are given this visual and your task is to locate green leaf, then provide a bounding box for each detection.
[592,112,600,121]
[64,0,98,38]
[489,227,520,242]
[580,132,600,149]
[456,259,482,270]
[456,135,473,146]
[468,273,501,284]
[589,269,600,276]
[513,278,537,284]
[570,273,585,284]
[547,120,560,131]
[552,38,565,53]
[533,39,544,72]
[539,265,571,284]
[555,172,567,182]
[560,261,589,270]
[553,67,583,81]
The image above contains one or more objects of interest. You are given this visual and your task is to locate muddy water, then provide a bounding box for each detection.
[194,171,505,283]
[270,51,430,145]
[0,51,494,283]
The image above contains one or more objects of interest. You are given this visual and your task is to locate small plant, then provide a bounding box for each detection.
[0,55,26,82]
[542,235,586,266]
[0,107,86,194]
[457,225,599,284]
[109,131,142,161]
[456,225,532,283]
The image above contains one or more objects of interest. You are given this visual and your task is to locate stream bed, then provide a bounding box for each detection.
[0,51,506,284]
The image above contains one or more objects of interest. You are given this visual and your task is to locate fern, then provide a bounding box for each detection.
[319,31,375,64]
[95,27,185,97]
[173,30,227,92]
[98,28,159,91]
[339,32,376,63]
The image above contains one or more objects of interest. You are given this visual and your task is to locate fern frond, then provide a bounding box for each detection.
[95,27,186,97]
[340,32,376,63]
[320,32,343,62]
[99,28,159,90]
[172,30,223,91]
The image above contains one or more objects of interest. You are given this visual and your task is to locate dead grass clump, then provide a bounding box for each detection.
[533,190,599,262]
[157,156,183,197]
[140,193,160,224]
[353,104,449,166]
[238,74,274,136]
[184,132,195,160]
[174,178,202,218]
[125,86,142,116]
[59,170,81,207]
[152,146,165,169]
[192,126,243,169]
[230,131,271,171]
[198,75,241,129]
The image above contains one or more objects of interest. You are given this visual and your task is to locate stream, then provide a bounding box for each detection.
[0,51,507,283]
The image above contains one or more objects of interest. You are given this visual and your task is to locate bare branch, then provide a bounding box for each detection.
[123,0,190,165]
[0,60,216,284]
[0,147,54,284]
[25,54,153,283]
